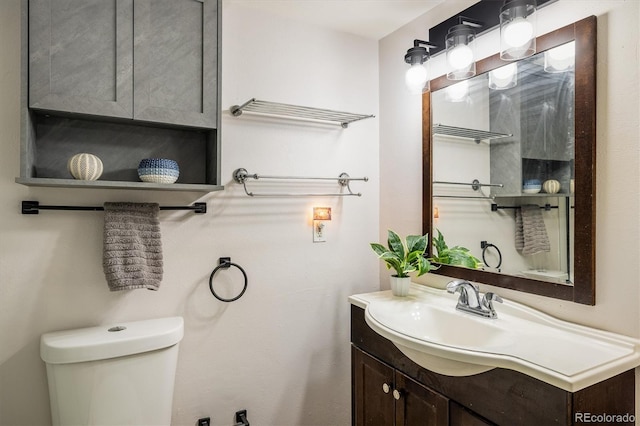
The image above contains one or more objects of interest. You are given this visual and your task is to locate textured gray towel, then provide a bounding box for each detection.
[515,205,551,256]
[103,202,163,291]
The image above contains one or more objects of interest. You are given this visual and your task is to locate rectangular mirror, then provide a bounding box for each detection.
[423,16,596,304]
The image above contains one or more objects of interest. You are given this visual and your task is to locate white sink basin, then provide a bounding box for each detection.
[349,284,640,392]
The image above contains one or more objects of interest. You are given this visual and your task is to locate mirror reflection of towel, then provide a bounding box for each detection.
[515,205,550,256]
[103,202,163,291]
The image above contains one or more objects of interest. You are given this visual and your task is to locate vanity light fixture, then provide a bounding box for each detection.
[500,0,537,60]
[425,0,553,63]
[312,207,331,243]
[404,40,437,94]
[446,18,482,80]
[488,62,518,90]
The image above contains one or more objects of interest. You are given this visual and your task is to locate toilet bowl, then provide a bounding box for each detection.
[40,316,184,425]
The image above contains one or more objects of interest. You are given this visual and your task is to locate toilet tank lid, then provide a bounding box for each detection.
[40,316,184,364]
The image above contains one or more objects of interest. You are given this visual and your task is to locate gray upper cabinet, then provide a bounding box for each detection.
[28,0,217,129]
[19,0,222,191]
[29,0,134,118]
[134,0,218,128]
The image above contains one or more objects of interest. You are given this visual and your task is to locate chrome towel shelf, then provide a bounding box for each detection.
[233,168,368,197]
[433,123,512,143]
[230,98,374,128]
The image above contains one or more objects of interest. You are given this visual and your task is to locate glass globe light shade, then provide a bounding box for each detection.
[448,44,474,70]
[489,63,518,90]
[503,17,534,47]
[405,63,428,94]
[446,80,469,102]
[544,41,575,72]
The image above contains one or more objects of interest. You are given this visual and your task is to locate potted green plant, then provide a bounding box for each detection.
[430,229,482,269]
[370,230,433,296]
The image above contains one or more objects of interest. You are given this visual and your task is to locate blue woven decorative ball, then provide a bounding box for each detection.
[138,158,179,184]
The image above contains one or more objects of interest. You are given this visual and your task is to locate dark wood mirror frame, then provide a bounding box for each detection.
[423,16,596,305]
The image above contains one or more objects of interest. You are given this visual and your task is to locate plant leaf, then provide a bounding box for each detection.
[387,230,405,259]
[370,243,389,257]
[415,256,432,276]
[406,234,428,254]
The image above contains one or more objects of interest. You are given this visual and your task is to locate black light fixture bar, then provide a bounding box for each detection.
[428,0,556,57]
[21,201,207,215]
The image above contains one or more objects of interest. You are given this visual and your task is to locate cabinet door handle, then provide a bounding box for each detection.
[382,383,391,394]
[393,389,402,400]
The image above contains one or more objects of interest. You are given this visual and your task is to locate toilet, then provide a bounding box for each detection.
[40,316,184,425]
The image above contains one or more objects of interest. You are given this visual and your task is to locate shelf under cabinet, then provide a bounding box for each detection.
[16,177,224,193]
[19,113,221,192]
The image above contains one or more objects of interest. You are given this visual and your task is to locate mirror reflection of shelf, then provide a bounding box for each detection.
[432,123,512,143]
[493,193,574,198]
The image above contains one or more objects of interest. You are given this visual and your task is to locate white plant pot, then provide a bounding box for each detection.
[390,276,411,297]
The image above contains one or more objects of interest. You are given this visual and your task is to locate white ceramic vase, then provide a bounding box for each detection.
[390,276,411,297]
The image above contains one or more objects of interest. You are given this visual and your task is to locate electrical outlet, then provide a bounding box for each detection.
[313,221,326,243]
[197,417,210,426]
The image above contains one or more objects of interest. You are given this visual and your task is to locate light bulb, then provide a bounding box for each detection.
[545,42,575,72]
[503,17,534,48]
[489,63,517,90]
[448,44,474,70]
[405,63,428,94]
[446,80,469,102]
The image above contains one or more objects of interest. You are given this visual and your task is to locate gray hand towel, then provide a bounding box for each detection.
[103,202,163,291]
[515,204,551,256]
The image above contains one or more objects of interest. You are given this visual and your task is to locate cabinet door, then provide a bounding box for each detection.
[29,0,134,118]
[395,372,448,426]
[353,347,395,426]
[450,402,495,426]
[133,0,218,128]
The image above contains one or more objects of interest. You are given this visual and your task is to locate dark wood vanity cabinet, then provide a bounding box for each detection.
[353,347,472,426]
[351,305,635,426]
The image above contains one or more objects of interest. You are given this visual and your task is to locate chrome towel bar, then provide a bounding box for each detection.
[433,179,503,191]
[233,168,368,197]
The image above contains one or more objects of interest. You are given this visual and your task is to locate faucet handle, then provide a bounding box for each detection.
[446,279,478,293]
[482,292,503,318]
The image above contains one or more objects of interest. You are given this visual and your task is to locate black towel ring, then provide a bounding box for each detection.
[481,241,503,271]
[209,257,248,302]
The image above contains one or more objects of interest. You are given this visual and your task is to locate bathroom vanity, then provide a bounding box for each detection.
[350,287,637,425]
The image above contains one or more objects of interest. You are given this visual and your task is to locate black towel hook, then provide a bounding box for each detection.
[209,257,248,302]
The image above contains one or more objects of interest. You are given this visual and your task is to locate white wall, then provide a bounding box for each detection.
[0,1,380,425]
[380,0,640,416]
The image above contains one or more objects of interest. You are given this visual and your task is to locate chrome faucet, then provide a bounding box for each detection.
[446,280,503,319]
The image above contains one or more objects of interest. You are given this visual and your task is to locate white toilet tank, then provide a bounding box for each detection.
[40,316,184,426]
